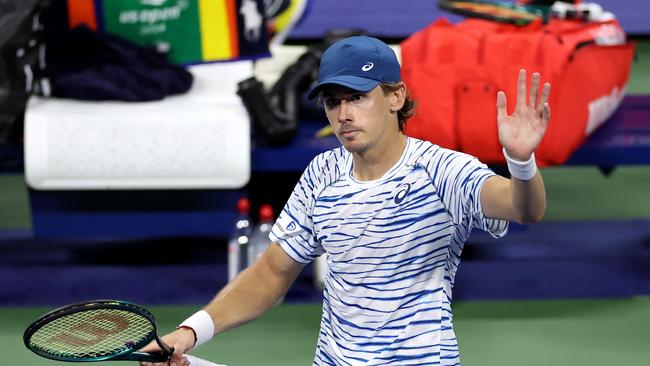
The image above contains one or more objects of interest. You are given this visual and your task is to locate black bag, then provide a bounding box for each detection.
[0,0,49,143]
[45,25,193,102]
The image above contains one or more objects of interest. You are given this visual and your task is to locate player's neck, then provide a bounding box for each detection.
[352,133,406,181]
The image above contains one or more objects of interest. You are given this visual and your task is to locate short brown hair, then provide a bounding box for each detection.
[380,82,416,132]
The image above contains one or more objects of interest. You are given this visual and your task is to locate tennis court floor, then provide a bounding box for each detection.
[5,297,649,366]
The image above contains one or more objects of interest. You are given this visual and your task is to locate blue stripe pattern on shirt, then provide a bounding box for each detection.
[269,138,508,365]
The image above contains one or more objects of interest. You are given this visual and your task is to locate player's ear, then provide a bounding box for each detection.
[389,83,406,112]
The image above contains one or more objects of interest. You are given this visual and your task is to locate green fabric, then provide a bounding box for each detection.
[102,0,203,64]
[8,298,650,366]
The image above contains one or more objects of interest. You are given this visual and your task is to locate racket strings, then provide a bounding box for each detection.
[29,308,153,359]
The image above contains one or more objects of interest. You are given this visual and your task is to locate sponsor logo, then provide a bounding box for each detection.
[277,215,297,236]
[590,24,626,46]
[394,183,411,204]
[287,221,297,231]
[119,0,188,26]
[362,62,374,72]
[141,0,167,6]
[240,0,263,41]
[586,85,625,135]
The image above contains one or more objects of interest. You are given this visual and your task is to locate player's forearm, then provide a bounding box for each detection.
[204,246,301,335]
[205,267,283,333]
[509,171,546,223]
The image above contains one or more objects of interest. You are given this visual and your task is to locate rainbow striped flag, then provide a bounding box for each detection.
[67,0,270,64]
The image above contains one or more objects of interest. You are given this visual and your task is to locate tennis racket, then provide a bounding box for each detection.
[23,299,224,365]
[437,0,550,25]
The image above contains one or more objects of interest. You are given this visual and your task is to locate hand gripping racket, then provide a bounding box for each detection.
[23,299,224,365]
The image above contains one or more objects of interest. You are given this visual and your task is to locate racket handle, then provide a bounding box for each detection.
[119,351,170,362]
[185,354,227,366]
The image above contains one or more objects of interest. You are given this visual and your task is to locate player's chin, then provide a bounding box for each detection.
[337,137,368,153]
[344,145,370,154]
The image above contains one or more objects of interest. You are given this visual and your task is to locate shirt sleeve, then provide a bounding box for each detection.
[269,156,326,264]
[427,147,508,239]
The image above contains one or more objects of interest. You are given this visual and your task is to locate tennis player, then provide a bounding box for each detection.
[141,36,550,366]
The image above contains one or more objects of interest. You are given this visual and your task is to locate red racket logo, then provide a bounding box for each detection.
[48,313,130,347]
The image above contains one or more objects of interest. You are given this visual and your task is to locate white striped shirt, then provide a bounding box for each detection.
[270,137,508,365]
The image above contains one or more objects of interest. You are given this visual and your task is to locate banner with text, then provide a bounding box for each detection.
[67,0,270,64]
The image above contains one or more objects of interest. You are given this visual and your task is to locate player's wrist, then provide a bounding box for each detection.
[503,147,537,181]
[176,325,198,350]
[178,310,214,350]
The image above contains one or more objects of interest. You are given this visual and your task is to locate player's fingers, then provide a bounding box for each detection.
[529,72,540,107]
[168,347,186,366]
[496,91,507,123]
[543,102,551,123]
[515,69,527,112]
[539,82,551,109]
[180,356,190,366]
[139,356,165,365]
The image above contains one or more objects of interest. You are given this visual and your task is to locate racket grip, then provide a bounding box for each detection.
[185,354,227,366]
[120,351,170,362]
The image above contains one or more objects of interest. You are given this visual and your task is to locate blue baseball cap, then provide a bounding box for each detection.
[307,36,401,99]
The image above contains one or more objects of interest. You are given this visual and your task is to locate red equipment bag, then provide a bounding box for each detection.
[400,17,635,166]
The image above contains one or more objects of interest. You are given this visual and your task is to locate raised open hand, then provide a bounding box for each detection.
[497,69,551,161]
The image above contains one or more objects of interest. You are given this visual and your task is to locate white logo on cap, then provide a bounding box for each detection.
[362,62,374,72]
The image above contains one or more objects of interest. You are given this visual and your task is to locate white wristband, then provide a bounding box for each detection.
[503,148,537,181]
[178,310,214,350]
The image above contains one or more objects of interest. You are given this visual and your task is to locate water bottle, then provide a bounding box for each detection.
[228,197,252,281]
[248,204,275,267]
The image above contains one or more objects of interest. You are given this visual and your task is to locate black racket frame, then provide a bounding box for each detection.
[24,299,173,363]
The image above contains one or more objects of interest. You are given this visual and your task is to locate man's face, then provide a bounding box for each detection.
[322,85,399,154]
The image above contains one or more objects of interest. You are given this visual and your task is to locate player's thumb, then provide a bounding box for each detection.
[138,340,162,354]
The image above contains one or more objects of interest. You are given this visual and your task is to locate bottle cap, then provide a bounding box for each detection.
[259,204,275,221]
[236,197,251,214]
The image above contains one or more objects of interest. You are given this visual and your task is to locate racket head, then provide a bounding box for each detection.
[23,299,168,362]
[438,0,546,25]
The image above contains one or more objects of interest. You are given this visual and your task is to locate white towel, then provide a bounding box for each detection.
[25,61,253,190]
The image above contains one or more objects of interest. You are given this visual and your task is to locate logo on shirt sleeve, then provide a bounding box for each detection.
[277,213,300,237]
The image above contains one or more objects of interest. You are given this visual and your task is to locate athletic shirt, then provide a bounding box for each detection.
[270,137,508,365]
